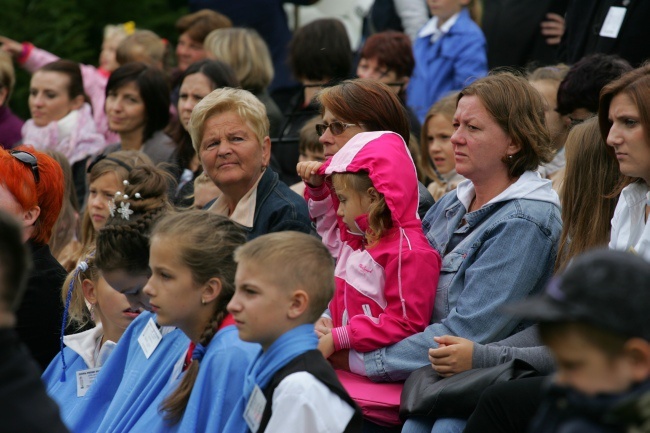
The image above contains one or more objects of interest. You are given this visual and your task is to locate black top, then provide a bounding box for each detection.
[259,350,363,433]
[0,328,69,433]
[15,241,66,371]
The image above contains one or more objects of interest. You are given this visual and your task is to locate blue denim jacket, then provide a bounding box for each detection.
[363,172,562,381]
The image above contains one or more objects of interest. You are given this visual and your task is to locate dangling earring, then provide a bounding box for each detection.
[90,303,96,322]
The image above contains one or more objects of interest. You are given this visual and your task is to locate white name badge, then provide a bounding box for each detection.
[76,367,101,397]
[138,317,163,359]
[244,385,267,433]
[600,6,627,39]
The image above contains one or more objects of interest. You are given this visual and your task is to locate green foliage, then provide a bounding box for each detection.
[2,0,189,118]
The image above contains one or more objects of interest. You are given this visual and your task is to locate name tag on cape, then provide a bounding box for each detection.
[244,385,267,433]
[77,367,101,397]
[138,317,163,359]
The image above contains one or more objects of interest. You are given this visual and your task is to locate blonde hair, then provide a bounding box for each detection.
[234,231,335,323]
[61,250,99,330]
[204,28,274,93]
[190,87,269,154]
[0,50,16,102]
[103,22,135,43]
[527,64,569,83]
[116,30,166,67]
[420,92,458,181]
[555,117,620,271]
[467,0,483,26]
[153,211,246,423]
[331,172,393,247]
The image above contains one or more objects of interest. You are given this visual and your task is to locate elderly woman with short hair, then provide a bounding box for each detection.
[190,87,311,239]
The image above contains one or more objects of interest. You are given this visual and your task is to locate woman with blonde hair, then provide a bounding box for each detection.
[204,27,283,138]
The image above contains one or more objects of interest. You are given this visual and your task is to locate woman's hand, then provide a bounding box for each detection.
[0,36,23,57]
[297,161,325,187]
[315,317,333,338]
[318,333,335,359]
[428,335,474,377]
[540,13,565,45]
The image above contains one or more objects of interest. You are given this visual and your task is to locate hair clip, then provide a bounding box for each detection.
[123,180,130,186]
[123,194,129,199]
[108,199,116,217]
[115,191,122,196]
[118,201,134,220]
[135,193,142,199]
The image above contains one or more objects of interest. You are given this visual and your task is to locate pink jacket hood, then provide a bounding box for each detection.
[320,131,420,229]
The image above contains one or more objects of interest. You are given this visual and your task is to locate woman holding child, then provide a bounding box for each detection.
[313,74,562,432]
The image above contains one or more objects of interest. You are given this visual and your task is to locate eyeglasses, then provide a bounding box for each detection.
[315,121,359,137]
[9,150,40,184]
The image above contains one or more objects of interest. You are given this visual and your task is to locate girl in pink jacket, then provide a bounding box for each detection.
[298,131,441,358]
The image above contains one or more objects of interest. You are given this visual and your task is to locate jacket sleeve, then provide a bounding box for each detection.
[305,183,343,257]
[451,31,488,89]
[19,44,60,73]
[332,247,441,353]
[363,216,558,382]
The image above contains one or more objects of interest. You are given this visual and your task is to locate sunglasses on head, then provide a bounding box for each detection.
[9,150,40,184]
[315,121,359,137]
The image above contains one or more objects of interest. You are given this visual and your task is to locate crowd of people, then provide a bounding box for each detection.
[1,1,650,432]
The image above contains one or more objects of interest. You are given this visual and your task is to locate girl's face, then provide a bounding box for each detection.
[86,275,142,342]
[178,72,213,131]
[99,35,122,73]
[105,81,147,136]
[87,172,122,231]
[319,109,367,159]
[144,235,214,341]
[101,269,152,312]
[427,0,470,25]
[606,92,650,183]
[427,114,456,175]
[334,183,374,235]
[530,79,567,150]
[29,71,82,127]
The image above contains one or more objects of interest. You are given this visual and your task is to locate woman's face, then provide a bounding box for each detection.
[199,111,270,194]
[178,72,213,131]
[451,95,519,183]
[427,114,456,175]
[176,32,206,72]
[319,109,367,159]
[606,92,650,183]
[105,81,147,136]
[29,71,80,127]
[530,79,567,150]
[87,172,122,231]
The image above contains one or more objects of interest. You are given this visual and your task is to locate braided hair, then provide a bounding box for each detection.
[95,165,173,274]
[153,210,246,423]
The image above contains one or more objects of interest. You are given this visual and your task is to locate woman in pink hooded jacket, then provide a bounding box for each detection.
[298,130,441,358]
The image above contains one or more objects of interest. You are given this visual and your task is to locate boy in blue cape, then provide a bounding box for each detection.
[226,231,363,433]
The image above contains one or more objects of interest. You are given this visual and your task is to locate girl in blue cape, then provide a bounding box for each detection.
[122,210,258,432]
[58,165,190,432]
[41,249,143,425]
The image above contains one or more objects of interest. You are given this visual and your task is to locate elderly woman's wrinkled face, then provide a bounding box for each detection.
[199,111,270,193]
[451,95,519,182]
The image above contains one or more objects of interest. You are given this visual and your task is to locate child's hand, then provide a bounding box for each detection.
[318,333,335,359]
[428,335,474,377]
[540,13,565,45]
[297,161,325,187]
[0,36,23,57]
[315,317,333,338]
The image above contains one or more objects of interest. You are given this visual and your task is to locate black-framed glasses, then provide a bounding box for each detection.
[315,121,359,137]
[9,150,40,184]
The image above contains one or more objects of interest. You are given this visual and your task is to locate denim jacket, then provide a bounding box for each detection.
[362,171,562,381]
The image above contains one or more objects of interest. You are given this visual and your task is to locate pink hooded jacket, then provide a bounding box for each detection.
[305,131,441,353]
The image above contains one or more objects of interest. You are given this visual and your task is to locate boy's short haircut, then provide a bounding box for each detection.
[193,171,213,188]
[505,248,650,346]
[538,321,628,358]
[299,116,323,156]
[234,232,334,323]
[0,210,31,311]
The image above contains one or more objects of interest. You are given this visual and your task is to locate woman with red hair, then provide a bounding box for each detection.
[0,145,66,369]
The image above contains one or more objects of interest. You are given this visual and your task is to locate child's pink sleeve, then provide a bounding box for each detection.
[20,44,59,73]
[331,246,441,353]
[305,183,343,258]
